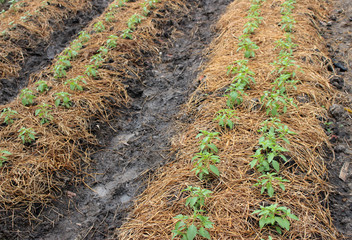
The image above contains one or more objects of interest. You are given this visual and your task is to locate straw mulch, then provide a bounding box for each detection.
[118,0,340,239]
[0,0,182,220]
[0,0,91,78]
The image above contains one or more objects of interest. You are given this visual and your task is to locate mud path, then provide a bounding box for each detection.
[5,0,234,239]
[322,0,352,238]
[0,0,113,105]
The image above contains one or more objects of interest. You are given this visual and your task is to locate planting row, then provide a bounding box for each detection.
[0,0,165,215]
[171,0,268,239]
[168,0,336,239]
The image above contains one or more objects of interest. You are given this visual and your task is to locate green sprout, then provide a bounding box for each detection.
[20,88,36,106]
[54,92,72,108]
[0,108,18,125]
[252,204,299,234]
[18,127,36,144]
[64,76,87,91]
[35,103,53,124]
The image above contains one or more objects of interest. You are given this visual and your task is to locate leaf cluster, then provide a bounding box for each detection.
[252,204,299,234]
[18,127,36,144]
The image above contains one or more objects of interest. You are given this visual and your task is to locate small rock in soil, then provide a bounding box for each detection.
[330,104,345,118]
[333,60,348,72]
[330,75,345,89]
[335,144,346,153]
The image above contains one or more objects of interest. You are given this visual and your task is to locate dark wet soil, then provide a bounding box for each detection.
[322,0,352,238]
[0,0,232,239]
[0,0,113,105]
[0,0,13,13]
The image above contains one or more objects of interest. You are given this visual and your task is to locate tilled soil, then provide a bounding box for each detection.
[0,0,113,105]
[322,0,352,238]
[0,0,232,239]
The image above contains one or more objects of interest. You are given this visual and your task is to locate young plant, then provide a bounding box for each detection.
[20,88,36,106]
[36,80,49,93]
[260,118,296,142]
[64,76,87,91]
[192,152,220,180]
[183,186,213,210]
[93,21,105,33]
[225,87,246,107]
[118,0,127,7]
[98,46,109,56]
[78,30,90,44]
[53,56,71,79]
[127,14,144,30]
[250,128,289,172]
[261,90,296,116]
[90,54,104,67]
[227,59,255,87]
[106,35,119,48]
[252,204,299,234]
[35,103,53,124]
[0,149,11,167]
[18,127,36,144]
[105,11,115,22]
[54,92,71,108]
[254,173,290,197]
[237,35,259,58]
[85,65,98,78]
[0,108,18,125]
[280,14,296,32]
[63,43,81,59]
[243,18,261,34]
[172,212,213,240]
[213,109,238,129]
[121,28,133,39]
[196,130,220,153]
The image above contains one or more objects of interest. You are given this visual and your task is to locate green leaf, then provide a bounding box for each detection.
[198,227,211,239]
[55,99,60,107]
[189,197,198,208]
[267,186,274,197]
[279,183,285,191]
[249,159,257,168]
[174,220,185,230]
[208,143,218,153]
[186,224,197,240]
[275,226,282,234]
[209,164,220,176]
[272,160,280,172]
[259,218,266,229]
[287,213,299,221]
[268,152,275,163]
[275,217,290,230]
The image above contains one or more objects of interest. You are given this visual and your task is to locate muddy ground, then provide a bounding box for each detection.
[0,0,232,239]
[322,0,352,238]
[1,0,352,239]
[0,0,113,105]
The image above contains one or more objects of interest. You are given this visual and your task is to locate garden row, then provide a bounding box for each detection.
[0,0,173,217]
[118,0,340,239]
[0,0,91,79]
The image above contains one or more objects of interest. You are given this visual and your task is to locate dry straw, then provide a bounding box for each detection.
[118,0,340,239]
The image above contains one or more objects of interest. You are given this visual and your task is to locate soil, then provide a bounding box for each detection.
[0,0,13,13]
[0,0,232,239]
[322,0,352,238]
[0,0,113,105]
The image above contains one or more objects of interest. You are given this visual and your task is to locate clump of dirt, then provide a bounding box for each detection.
[322,0,352,238]
[0,0,113,105]
[0,0,232,239]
